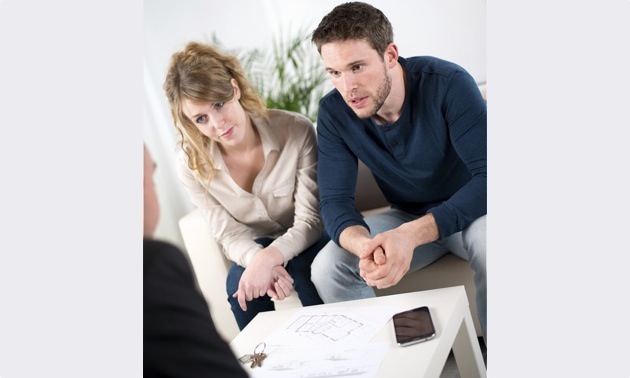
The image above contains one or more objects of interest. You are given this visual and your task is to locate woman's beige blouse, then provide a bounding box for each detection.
[176,109,323,268]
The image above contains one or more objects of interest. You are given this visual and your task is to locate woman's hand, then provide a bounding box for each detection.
[232,246,285,311]
[267,265,295,301]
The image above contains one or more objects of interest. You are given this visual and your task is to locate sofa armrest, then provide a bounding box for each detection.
[178,209,240,341]
[178,208,302,341]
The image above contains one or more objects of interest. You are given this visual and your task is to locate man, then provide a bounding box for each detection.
[143,145,247,377]
[310,2,487,341]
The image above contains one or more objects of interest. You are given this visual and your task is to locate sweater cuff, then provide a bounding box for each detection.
[427,205,457,240]
[331,218,369,246]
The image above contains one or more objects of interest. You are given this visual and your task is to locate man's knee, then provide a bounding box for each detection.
[363,209,410,236]
[310,240,335,284]
[464,216,486,254]
[463,215,486,273]
[311,240,357,283]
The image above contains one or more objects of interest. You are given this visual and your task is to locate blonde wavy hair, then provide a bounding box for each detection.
[163,42,268,183]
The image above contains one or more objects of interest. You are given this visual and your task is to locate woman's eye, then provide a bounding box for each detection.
[214,102,225,110]
[196,115,207,124]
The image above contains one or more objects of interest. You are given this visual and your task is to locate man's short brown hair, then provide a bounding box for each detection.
[311,2,394,57]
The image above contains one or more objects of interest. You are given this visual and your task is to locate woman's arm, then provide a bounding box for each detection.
[268,117,324,264]
[175,152,262,268]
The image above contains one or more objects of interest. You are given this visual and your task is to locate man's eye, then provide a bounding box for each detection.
[329,71,341,78]
[352,65,363,72]
[196,115,207,124]
[214,102,225,109]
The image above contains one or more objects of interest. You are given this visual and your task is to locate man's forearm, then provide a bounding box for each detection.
[338,225,373,257]
[398,213,440,247]
[339,213,439,258]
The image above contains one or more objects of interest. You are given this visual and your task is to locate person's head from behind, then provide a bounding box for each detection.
[163,42,266,180]
[312,2,399,119]
[144,145,159,238]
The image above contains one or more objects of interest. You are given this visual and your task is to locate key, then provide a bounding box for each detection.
[238,354,253,365]
[250,352,267,368]
[248,342,267,368]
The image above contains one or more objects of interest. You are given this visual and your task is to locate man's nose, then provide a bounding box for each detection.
[342,73,357,93]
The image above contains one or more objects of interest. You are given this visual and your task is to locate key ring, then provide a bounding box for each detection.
[254,342,266,355]
[238,342,268,367]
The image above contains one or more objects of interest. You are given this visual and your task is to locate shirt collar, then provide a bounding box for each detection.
[207,113,279,170]
[252,114,280,156]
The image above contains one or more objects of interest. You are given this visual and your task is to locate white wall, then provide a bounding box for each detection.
[144,0,486,250]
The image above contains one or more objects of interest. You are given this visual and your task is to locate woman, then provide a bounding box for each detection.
[163,42,328,330]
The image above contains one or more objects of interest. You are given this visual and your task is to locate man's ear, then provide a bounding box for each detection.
[384,43,399,68]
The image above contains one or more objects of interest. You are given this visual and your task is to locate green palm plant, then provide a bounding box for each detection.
[210,27,329,122]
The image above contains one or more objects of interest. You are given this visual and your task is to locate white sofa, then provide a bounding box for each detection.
[179,159,482,342]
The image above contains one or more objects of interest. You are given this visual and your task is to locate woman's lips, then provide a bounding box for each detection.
[221,126,234,138]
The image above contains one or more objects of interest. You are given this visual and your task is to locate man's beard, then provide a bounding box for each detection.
[357,70,392,119]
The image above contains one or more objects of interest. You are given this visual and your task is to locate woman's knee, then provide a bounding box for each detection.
[225,263,245,294]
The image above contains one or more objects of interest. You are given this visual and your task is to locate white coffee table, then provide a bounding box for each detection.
[230,285,486,378]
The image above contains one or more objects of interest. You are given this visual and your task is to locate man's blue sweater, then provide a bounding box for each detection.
[316,56,487,244]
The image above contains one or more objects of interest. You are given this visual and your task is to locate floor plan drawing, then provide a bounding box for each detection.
[266,306,399,347]
[287,314,364,342]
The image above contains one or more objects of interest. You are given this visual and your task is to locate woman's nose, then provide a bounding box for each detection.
[209,113,225,129]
